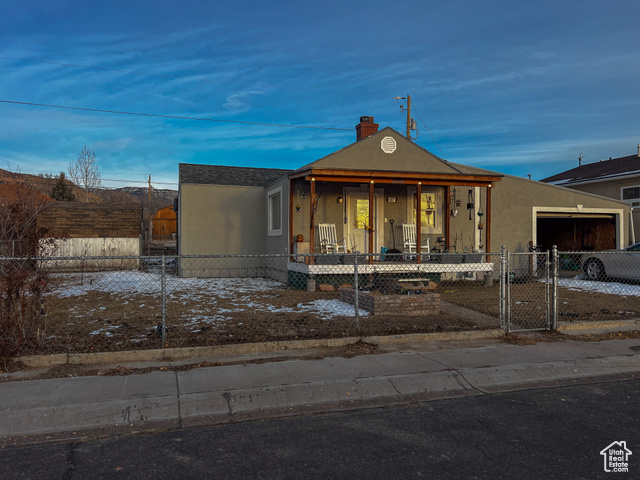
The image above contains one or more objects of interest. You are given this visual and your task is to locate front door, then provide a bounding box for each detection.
[346,190,383,254]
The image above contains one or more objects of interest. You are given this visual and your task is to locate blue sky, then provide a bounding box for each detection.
[1,0,639,189]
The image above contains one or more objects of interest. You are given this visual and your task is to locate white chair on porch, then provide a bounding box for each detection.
[318,223,346,254]
[402,223,430,257]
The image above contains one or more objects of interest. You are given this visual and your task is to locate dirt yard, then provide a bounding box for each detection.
[35,272,488,355]
[26,271,639,356]
[437,280,640,323]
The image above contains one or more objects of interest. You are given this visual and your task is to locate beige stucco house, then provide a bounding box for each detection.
[178,117,629,277]
[542,147,640,245]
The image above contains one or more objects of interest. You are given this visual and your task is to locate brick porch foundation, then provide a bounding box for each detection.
[340,287,440,316]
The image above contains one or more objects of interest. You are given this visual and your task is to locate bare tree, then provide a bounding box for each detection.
[0,185,60,366]
[68,145,101,202]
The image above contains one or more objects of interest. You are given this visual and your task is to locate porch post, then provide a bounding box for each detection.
[486,184,492,260]
[309,178,315,265]
[289,179,294,256]
[369,180,374,265]
[445,186,451,252]
[416,182,422,264]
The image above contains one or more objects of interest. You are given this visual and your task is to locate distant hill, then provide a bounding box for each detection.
[115,186,177,206]
[0,169,177,217]
[114,187,178,218]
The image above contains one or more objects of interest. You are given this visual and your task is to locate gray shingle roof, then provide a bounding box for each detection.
[179,163,292,187]
[541,154,640,185]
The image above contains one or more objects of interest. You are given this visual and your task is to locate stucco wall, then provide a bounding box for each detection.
[179,184,266,255]
[569,177,640,200]
[490,176,629,252]
[565,179,639,244]
[313,129,457,175]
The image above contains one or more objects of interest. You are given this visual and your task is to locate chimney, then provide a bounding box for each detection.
[637,144,640,157]
[356,116,379,141]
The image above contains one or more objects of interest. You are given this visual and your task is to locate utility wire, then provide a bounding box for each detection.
[414,108,447,160]
[12,166,179,184]
[0,99,352,131]
[1,179,177,188]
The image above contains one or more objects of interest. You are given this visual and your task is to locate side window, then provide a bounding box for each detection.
[621,186,640,207]
[268,187,282,236]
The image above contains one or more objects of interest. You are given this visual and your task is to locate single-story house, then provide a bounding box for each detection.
[178,117,629,278]
[541,146,640,245]
[37,202,143,268]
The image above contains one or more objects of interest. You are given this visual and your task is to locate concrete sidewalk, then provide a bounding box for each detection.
[1,337,640,445]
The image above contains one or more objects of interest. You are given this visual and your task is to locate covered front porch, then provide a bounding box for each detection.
[287,167,502,267]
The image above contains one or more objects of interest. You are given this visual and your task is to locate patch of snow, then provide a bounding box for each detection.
[48,272,285,299]
[89,325,120,336]
[556,278,640,297]
[296,299,369,319]
[46,272,371,321]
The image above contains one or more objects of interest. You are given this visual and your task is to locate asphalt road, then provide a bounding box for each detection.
[1,378,638,480]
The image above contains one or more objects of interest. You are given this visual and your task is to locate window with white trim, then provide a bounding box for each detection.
[407,187,443,234]
[268,187,282,236]
[621,186,640,207]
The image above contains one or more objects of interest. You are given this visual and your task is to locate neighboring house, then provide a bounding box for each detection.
[178,117,630,277]
[37,203,143,268]
[542,147,640,245]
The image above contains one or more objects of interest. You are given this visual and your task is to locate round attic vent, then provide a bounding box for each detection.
[381,136,396,154]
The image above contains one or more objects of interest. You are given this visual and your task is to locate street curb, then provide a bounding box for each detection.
[4,353,638,444]
[557,319,640,331]
[16,329,505,368]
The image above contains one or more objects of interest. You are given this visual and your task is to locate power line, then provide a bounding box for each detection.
[413,108,447,160]
[2,169,177,186]
[1,178,177,189]
[0,99,352,131]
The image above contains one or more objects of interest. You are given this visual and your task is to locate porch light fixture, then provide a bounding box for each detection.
[336,196,343,204]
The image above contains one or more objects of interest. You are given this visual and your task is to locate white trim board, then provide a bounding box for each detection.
[532,206,625,249]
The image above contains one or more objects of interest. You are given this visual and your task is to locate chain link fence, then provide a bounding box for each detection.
[3,248,637,358]
[504,250,551,332]
[1,252,501,357]
[555,249,640,324]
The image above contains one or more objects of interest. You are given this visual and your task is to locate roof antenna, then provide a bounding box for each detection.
[578,153,585,167]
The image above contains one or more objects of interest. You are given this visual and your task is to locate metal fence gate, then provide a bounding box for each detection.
[502,248,554,332]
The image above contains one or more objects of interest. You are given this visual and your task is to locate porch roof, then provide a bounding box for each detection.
[288,168,502,187]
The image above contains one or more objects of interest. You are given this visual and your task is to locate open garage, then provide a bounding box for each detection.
[536,213,616,251]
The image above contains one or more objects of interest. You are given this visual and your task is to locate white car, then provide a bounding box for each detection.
[582,242,640,281]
